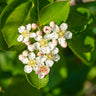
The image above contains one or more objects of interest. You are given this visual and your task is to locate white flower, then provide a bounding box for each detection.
[38,72,45,79]
[28,52,35,60]
[58,37,66,45]
[52,47,59,54]
[28,45,35,51]
[24,65,32,73]
[18,26,25,33]
[22,57,29,64]
[44,34,52,40]
[65,31,72,39]
[26,24,31,31]
[43,26,52,34]
[22,50,28,57]
[45,59,54,67]
[53,54,60,62]
[29,32,36,38]
[60,23,68,31]
[17,35,23,42]
[32,23,37,29]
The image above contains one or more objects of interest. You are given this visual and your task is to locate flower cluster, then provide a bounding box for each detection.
[17,21,72,79]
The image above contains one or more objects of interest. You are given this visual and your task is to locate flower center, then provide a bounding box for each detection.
[40,66,47,72]
[39,39,48,47]
[22,30,29,37]
[57,31,65,38]
[28,59,36,67]
[46,52,54,60]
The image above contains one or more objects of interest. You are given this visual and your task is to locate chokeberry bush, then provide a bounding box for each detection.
[0,0,96,96]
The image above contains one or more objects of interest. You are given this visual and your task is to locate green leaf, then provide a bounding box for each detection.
[25,71,49,89]
[68,23,95,65]
[40,1,70,25]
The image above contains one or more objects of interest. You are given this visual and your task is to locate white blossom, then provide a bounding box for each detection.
[43,26,52,34]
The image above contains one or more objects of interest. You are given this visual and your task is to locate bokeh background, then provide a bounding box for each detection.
[0,0,96,96]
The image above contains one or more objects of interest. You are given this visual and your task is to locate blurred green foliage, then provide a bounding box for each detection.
[0,0,96,96]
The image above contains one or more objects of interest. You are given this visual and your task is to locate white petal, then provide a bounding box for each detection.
[51,32,58,40]
[22,57,29,64]
[33,42,40,50]
[40,47,50,54]
[53,54,60,62]
[26,24,31,31]
[22,50,28,57]
[60,23,68,31]
[35,35,42,41]
[52,47,59,54]
[38,72,45,79]
[18,26,25,33]
[28,45,35,51]
[28,52,36,60]
[44,34,52,40]
[52,25,59,33]
[58,37,65,45]
[45,59,54,67]
[60,41,67,48]
[29,32,36,38]
[23,37,29,43]
[41,55,47,63]
[65,31,72,39]
[17,35,23,42]
[48,42,55,51]
[24,65,32,73]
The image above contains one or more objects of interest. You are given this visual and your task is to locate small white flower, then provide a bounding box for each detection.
[43,26,52,34]
[22,50,28,57]
[53,54,60,62]
[50,21,55,27]
[45,59,54,67]
[32,23,37,29]
[26,24,31,31]
[60,23,68,31]
[65,31,72,39]
[52,47,59,54]
[38,72,45,79]
[22,57,29,64]
[18,26,25,33]
[58,37,66,45]
[35,35,42,41]
[29,32,36,38]
[52,25,59,33]
[28,52,35,60]
[28,45,35,51]
[17,35,23,42]
[24,65,32,73]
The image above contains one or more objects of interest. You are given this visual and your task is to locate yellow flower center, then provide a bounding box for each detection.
[46,52,54,60]
[22,30,29,37]
[39,39,48,47]
[57,31,65,38]
[28,59,36,67]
